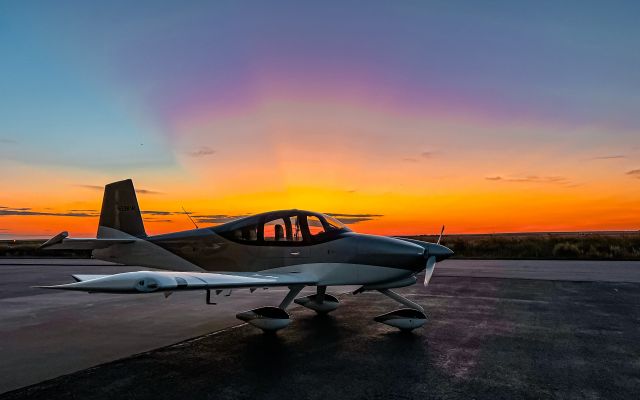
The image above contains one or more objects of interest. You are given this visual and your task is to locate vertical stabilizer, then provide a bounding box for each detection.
[97,179,147,238]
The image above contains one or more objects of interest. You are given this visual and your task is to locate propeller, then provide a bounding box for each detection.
[424,225,446,287]
[424,255,437,286]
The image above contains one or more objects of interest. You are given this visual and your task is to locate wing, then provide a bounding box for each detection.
[36,270,317,293]
[39,231,134,250]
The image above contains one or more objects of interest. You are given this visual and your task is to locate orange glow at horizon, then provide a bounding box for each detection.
[2,179,639,239]
[2,101,639,239]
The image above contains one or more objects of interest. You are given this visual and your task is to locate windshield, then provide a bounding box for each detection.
[322,214,350,231]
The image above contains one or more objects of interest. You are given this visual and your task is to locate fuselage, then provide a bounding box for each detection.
[93,209,452,287]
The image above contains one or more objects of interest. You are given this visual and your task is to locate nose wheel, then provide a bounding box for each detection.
[374,308,427,331]
[373,289,427,331]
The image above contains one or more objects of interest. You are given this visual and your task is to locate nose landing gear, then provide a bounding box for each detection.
[373,288,427,331]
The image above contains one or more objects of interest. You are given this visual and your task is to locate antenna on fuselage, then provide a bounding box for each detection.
[181,206,199,229]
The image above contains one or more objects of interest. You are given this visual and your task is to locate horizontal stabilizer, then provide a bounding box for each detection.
[39,235,135,251]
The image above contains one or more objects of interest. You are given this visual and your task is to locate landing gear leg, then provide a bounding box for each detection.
[377,289,424,313]
[316,285,326,304]
[279,285,305,309]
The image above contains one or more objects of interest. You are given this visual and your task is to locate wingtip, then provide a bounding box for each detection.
[32,282,83,290]
[38,231,69,250]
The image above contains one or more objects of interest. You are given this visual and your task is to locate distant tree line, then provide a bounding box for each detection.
[407,232,640,260]
[0,240,92,258]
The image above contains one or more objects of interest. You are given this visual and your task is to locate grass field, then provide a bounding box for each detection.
[2,231,640,260]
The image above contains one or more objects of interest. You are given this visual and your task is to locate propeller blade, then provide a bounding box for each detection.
[424,255,437,286]
[437,225,445,245]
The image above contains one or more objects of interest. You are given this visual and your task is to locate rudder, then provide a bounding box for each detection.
[97,179,147,238]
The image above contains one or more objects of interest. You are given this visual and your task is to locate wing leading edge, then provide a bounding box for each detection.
[36,271,317,294]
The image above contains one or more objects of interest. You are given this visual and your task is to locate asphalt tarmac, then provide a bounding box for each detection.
[1,258,639,399]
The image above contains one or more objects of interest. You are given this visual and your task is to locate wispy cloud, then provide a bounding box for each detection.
[141,210,247,224]
[192,214,247,224]
[589,155,626,160]
[0,207,98,217]
[626,169,640,178]
[485,175,570,184]
[129,209,246,224]
[75,184,163,195]
[135,188,163,195]
[187,146,216,157]
[0,206,181,220]
[75,184,103,191]
[421,151,438,159]
[326,213,383,224]
[141,210,176,216]
[328,213,384,218]
[402,151,439,163]
[0,138,17,144]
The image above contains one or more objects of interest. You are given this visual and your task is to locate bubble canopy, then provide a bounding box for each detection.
[211,210,352,245]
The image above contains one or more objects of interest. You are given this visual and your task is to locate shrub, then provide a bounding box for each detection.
[552,242,582,258]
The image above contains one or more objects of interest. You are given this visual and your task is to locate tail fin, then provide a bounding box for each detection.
[97,179,147,238]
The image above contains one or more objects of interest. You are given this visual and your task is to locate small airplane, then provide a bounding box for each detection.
[39,179,453,332]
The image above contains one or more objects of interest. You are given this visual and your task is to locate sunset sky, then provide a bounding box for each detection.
[1,1,639,238]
